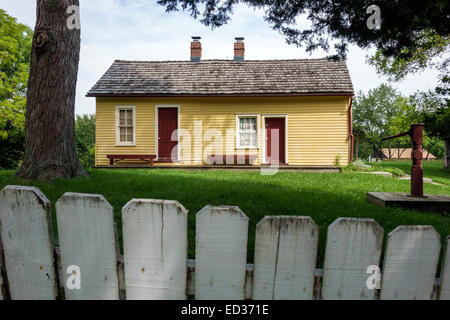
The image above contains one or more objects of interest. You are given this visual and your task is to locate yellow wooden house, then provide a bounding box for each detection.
[87,37,354,168]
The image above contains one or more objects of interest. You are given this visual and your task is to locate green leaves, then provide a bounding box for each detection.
[0,8,32,133]
[0,9,32,169]
[0,9,32,100]
[0,96,26,138]
[353,84,402,140]
[75,114,96,168]
[158,1,449,59]
[353,85,447,160]
[368,30,449,81]
[423,106,450,141]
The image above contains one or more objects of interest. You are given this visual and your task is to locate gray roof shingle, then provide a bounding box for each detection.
[86,59,354,97]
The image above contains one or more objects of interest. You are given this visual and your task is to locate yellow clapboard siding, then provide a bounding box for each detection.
[95,96,351,166]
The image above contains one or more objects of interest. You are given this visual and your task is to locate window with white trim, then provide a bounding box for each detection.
[116,106,136,146]
[236,115,259,149]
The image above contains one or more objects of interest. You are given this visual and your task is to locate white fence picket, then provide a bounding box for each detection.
[440,236,450,300]
[122,199,188,300]
[56,193,119,300]
[0,184,449,301]
[321,218,384,300]
[252,216,318,300]
[252,216,280,300]
[0,241,4,300]
[380,226,441,300]
[0,186,57,300]
[195,206,248,300]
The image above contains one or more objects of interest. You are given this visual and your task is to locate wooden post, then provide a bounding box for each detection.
[381,124,425,197]
[410,124,424,197]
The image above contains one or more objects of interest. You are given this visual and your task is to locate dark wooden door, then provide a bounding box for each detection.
[265,118,286,164]
[158,108,178,162]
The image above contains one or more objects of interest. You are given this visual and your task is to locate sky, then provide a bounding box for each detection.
[0,0,442,115]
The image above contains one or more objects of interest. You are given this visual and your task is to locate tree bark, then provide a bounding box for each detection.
[445,140,449,170]
[355,135,359,160]
[424,141,436,160]
[372,144,379,161]
[16,0,86,180]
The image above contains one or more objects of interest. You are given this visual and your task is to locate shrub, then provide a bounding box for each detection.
[75,114,95,168]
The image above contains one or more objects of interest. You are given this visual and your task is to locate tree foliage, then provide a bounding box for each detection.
[0,9,32,169]
[368,31,449,81]
[157,0,449,59]
[396,91,446,159]
[366,13,449,139]
[75,114,96,168]
[353,84,403,155]
[423,104,450,168]
[352,84,447,160]
[417,79,449,166]
[423,106,450,142]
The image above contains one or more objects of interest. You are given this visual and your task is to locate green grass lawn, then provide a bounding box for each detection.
[370,159,450,185]
[0,167,449,267]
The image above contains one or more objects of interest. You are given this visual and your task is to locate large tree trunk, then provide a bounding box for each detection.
[445,140,449,170]
[16,0,86,180]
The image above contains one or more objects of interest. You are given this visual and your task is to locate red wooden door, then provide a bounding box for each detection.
[158,108,178,162]
[265,118,286,164]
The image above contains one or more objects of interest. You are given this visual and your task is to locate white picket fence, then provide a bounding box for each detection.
[0,185,449,300]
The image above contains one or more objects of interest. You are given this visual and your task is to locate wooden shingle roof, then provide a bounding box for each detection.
[86,58,354,97]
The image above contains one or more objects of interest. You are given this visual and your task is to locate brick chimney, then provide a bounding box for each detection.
[234,37,245,62]
[190,36,202,62]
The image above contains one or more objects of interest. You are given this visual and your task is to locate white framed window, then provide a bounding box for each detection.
[115,106,136,146]
[236,114,260,149]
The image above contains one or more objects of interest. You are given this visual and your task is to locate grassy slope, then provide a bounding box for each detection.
[1,168,449,267]
[370,160,450,185]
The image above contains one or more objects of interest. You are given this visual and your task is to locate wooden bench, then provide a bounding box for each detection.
[207,154,257,165]
[107,155,156,166]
